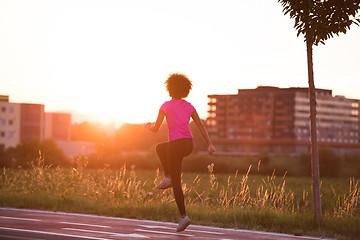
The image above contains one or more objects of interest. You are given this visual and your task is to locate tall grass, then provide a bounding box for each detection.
[1,154,359,239]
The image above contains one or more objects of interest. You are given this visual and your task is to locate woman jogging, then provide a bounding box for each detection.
[146,73,215,232]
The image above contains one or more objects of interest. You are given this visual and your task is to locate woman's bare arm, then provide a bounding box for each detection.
[146,110,165,133]
[191,110,215,155]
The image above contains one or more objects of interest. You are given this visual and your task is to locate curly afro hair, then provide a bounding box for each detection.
[165,73,193,99]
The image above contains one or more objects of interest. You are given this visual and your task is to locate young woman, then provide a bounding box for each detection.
[146,73,215,232]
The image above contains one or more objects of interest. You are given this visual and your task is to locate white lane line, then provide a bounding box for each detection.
[0,216,41,222]
[136,228,193,237]
[186,229,225,235]
[63,227,149,238]
[219,228,334,240]
[139,225,172,230]
[0,226,110,240]
[60,221,110,228]
[139,225,224,235]
[185,228,224,235]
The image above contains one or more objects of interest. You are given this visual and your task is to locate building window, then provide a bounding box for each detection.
[0,132,4,138]
[9,119,13,125]
[1,107,5,112]
[210,98,217,103]
[351,110,359,116]
[0,119,5,125]
[8,132,13,138]
[9,107,14,113]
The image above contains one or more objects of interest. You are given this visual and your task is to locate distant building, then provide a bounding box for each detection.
[56,140,95,156]
[20,103,45,142]
[0,96,21,149]
[45,112,72,141]
[0,95,72,149]
[207,87,360,156]
[0,95,96,157]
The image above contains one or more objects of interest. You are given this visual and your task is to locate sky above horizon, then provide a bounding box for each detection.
[1,0,360,124]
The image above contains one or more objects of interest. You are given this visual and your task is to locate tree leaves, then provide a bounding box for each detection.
[278,0,360,45]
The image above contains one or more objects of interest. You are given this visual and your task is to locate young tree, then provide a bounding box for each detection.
[278,0,360,222]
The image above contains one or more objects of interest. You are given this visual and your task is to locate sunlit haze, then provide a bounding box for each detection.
[1,0,359,124]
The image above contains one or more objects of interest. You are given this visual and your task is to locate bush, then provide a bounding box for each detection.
[0,139,70,168]
[319,148,341,177]
[83,151,160,170]
[343,152,360,177]
[298,148,341,178]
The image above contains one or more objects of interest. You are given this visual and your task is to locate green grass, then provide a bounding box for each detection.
[0,158,359,240]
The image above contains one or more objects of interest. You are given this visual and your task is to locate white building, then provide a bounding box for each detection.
[0,96,21,149]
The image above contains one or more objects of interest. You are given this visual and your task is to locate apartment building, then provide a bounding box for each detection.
[20,103,45,142]
[0,96,21,149]
[45,112,72,141]
[207,87,360,155]
[0,95,71,149]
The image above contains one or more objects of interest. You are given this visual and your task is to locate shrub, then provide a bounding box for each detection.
[0,139,70,168]
[298,148,341,178]
[319,148,341,178]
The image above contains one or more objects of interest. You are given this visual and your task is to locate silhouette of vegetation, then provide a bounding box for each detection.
[0,139,70,168]
[299,148,342,178]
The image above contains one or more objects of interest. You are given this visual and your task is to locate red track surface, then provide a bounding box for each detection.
[0,208,331,240]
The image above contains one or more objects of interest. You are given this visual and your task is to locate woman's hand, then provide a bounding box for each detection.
[207,144,216,156]
[145,122,156,133]
[146,111,165,134]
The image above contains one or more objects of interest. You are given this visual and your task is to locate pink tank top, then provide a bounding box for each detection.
[160,99,196,141]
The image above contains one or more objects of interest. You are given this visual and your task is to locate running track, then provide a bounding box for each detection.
[0,208,332,240]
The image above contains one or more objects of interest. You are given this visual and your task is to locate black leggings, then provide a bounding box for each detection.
[156,138,193,216]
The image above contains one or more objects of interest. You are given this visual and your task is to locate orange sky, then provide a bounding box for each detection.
[1,0,359,124]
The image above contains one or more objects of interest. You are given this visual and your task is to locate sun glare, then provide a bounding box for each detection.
[67,73,168,124]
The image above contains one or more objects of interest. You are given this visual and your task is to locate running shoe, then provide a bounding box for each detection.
[155,178,172,189]
[176,216,191,232]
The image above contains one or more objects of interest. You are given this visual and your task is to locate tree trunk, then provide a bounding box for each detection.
[306,38,322,223]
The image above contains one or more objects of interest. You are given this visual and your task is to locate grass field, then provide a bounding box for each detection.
[0,157,359,240]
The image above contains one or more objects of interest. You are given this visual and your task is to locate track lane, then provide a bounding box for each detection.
[0,207,333,240]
